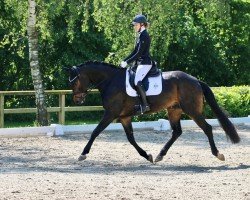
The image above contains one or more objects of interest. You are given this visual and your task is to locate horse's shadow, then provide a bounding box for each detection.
[1,154,249,175]
[73,160,250,175]
[1,126,249,175]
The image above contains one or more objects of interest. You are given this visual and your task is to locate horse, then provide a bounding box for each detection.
[67,61,240,163]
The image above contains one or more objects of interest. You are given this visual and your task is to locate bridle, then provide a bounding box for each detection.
[69,66,106,99]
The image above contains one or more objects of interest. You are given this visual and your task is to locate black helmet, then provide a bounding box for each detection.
[132,14,147,25]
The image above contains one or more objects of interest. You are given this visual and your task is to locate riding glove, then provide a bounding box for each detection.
[120,61,127,68]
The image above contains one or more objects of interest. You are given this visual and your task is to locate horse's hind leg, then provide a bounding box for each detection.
[155,108,183,163]
[120,116,153,163]
[191,115,225,161]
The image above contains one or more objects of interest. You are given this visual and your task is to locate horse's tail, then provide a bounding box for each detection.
[199,81,240,143]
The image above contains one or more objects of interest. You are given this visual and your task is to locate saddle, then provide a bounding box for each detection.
[129,61,161,91]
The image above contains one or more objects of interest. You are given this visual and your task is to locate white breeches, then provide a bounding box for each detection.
[134,64,152,85]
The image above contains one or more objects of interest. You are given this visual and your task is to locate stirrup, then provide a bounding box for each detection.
[134,104,150,115]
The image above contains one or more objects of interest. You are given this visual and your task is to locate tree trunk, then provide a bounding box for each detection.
[27,0,48,126]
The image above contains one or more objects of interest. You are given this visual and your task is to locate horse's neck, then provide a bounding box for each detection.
[85,65,120,88]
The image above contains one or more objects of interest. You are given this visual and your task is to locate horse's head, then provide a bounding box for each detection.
[67,66,90,105]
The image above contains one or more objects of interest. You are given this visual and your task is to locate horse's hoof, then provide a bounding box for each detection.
[148,154,154,163]
[217,153,225,161]
[78,154,87,161]
[155,155,163,163]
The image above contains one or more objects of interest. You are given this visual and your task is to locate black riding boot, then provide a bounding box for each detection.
[135,81,150,114]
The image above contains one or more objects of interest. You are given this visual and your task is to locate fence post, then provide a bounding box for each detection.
[58,94,65,124]
[0,94,4,128]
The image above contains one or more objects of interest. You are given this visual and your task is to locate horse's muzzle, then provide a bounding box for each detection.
[73,93,86,105]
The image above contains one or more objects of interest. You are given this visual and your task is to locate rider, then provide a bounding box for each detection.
[120,14,152,114]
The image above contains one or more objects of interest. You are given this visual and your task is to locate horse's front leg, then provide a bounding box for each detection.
[120,116,153,163]
[78,111,115,161]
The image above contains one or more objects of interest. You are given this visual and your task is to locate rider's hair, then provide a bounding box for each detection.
[142,22,148,28]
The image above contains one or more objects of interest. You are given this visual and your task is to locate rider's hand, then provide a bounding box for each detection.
[120,61,127,68]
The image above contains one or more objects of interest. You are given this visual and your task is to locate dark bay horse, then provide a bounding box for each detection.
[67,61,240,163]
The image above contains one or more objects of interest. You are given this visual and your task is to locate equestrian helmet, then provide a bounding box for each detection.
[132,14,147,25]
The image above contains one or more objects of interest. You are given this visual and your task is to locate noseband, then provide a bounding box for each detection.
[69,66,80,84]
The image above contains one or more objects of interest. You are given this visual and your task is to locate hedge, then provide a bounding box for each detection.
[4,86,249,124]
[134,86,250,122]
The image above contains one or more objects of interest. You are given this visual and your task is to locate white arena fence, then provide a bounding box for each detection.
[0,116,249,138]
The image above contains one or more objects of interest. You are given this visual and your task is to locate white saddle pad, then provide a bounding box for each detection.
[126,69,163,97]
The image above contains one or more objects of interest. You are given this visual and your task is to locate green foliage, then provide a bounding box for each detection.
[204,86,250,118]
[134,86,249,122]
[1,0,249,90]
[4,86,249,125]
[0,0,249,125]
[0,0,111,92]
[92,0,250,86]
[0,0,30,91]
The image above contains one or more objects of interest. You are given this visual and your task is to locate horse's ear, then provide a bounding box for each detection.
[63,66,71,73]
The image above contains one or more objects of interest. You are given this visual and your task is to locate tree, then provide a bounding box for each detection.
[92,0,249,86]
[27,0,48,126]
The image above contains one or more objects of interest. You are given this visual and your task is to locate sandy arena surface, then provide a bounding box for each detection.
[0,125,249,200]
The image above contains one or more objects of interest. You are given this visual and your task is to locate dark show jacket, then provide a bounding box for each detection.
[124,29,152,65]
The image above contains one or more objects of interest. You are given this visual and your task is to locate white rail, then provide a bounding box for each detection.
[0,116,249,138]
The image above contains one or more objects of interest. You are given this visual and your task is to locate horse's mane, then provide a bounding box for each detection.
[78,61,122,70]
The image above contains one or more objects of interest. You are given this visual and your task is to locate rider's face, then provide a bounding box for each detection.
[133,23,141,32]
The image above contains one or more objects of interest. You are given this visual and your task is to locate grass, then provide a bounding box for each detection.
[4,119,100,128]
[5,121,35,128]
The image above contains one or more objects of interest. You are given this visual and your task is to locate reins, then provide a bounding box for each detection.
[69,66,107,98]
[82,79,106,97]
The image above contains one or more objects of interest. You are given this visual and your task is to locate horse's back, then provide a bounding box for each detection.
[162,70,202,89]
[162,70,198,82]
[161,70,204,110]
